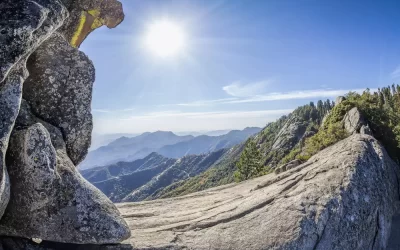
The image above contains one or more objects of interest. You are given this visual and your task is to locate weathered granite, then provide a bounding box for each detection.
[0,0,68,83]
[59,0,124,48]
[0,123,130,244]
[115,134,399,250]
[23,33,94,165]
[342,107,366,135]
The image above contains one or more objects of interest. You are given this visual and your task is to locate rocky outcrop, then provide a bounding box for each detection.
[60,0,124,48]
[0,0,68,224]
[342,107,366,134]
[116,134,400,250]
[335,96,346,105]
[0,105,130,243]
[0,0,68,83]
[360,124,373,135]
[0,0,129,246]
[271,115,307,151]
[23,33,94,165]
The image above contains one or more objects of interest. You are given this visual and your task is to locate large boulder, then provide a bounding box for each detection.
[0,0,68,83]
[0,0,68,221]
[0,123,130,244]
[342,107,366,135]
[0,67,26,221]
[116,134,400,250]
[23,33,94,165]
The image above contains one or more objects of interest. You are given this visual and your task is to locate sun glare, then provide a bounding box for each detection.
[144,20,186,58]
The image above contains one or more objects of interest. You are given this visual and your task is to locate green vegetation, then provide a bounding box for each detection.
[303,122,348,157]
[234,140,266,181]
[286,85,400,164]
[159,85,400,197]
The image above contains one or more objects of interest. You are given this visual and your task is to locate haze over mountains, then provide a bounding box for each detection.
[81,150,227,202]
[80,127,261,170]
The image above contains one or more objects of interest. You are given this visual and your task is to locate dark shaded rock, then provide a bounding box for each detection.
[23,33,94,165]
[0,67,27,220]
[117,135,400,250]
[0,123,130,244]
[60,0,124,48]
[360,124,372,135]
[342,107,366,134]
[0,0,68,220]
[0,0,68,83]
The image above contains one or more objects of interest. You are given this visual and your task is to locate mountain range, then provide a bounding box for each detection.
[80,127,261,169]
[81,150,227,202]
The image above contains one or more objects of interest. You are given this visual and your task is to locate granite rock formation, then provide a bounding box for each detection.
[0,0,129,246]
[118,134,400,250]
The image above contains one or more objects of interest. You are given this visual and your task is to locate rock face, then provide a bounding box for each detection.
[0,0,68,223]
[23,33,94,165]
[271,115,307,151]
[0,123,130,244]
[342,107,366,134]
[116,134,400,250]
[60,0,125,48]
[0,0,68,83]
[0,0,129,246]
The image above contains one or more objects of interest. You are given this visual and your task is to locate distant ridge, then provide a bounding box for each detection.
[80,128,261,170]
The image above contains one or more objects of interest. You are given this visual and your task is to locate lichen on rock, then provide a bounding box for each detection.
[23,33,94,165]
[60,0,124,48]
[0,123,130,244]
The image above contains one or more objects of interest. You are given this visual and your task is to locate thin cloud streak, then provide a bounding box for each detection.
[120,109,294,120]
[226,88,369,104]
[222,80,273,97]
[173,88,369,107]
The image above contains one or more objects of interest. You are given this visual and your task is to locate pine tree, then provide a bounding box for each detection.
[234,140,263,181]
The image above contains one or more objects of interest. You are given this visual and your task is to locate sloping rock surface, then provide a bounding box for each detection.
[115,134,400,250]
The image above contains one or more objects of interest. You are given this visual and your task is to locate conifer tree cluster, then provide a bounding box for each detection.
[234,140,263,181]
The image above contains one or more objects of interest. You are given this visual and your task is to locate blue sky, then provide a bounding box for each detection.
[81,0,400,134]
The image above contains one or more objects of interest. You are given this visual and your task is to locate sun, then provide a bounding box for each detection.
[144,20,186,58]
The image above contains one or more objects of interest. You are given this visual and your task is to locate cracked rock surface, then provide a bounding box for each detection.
[0,123,130,244]
[0,0,129,245]
[23,32,94,165]
[116,134,400,250]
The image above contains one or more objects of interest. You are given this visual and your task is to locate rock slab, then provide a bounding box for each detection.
[116,134,400,250]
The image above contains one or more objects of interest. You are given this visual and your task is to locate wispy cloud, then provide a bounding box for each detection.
[176,98,238,107]
[120,109,293,120]
[223,80,273,97]
[391,65,400,79]
[226,88,369,104]
[173,87,368,107]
